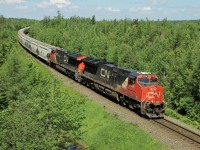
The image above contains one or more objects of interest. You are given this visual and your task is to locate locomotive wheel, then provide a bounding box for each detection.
[119,95,128,107]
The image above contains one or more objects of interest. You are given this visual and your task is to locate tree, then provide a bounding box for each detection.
[91,15,96,25]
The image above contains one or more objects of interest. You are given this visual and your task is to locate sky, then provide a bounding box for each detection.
[0,0,200,21]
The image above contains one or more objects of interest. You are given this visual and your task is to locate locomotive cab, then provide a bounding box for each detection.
[124,72,164,118]
[137,74,164,118]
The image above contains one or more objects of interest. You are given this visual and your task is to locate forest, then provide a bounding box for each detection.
[29,13,200,125]
[0,13,200,148]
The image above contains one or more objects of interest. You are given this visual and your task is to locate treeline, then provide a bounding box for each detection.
[0,17,86,149]
[29,14,200,123]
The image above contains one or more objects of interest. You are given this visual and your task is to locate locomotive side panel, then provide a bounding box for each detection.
[96,64,131,90]
[96,64,113,87]
[83,63,98,80]
[55,49,65,64]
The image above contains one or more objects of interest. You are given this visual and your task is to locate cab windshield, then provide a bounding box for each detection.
[138,77,159,87]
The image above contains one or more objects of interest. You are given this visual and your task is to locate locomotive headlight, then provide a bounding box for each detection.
[150,88,153,90]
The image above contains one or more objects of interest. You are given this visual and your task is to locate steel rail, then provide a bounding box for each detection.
[153,118,200,147]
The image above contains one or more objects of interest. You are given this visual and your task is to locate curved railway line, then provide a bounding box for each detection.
[18,27,200,149]
[151,118,200,148]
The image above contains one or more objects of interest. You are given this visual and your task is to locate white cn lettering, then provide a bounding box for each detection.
[101,68,110,78]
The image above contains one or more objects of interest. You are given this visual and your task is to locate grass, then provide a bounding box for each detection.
[80,100,168,150]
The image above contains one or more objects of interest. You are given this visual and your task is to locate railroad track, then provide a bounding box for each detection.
[151,118,200,148]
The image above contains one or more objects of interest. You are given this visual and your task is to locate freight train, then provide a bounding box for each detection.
[18,27,165,118]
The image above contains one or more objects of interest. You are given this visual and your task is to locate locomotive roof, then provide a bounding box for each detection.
[104,63,134,73]
[130,71,152,76]
[58,48,66,52]
[67,52,84,59]
[104,63,151,77]
[57,48,69,54]
[104,63,116,67]
[82,57,106,66]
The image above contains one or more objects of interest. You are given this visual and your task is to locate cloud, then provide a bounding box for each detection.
[150,0,169,5]
[50,0,71,8]
[142,7,152,12]
[95,7,103,11]
[38,0,72,9]
[16,5,29,10]
[130,6,152,14]
[37,2,51,8]
[106,7,121,12]
[0,0,26,4]
[95,7,120,13]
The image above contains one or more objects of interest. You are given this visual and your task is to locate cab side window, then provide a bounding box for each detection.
[128,76,136,85]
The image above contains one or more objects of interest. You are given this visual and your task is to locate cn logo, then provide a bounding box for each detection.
[101,68,110,78]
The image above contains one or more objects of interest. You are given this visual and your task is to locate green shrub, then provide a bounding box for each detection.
[0,48,85,149]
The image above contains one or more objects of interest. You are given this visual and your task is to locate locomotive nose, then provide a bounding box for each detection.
[141,85,164,104]
[150,86,163,102]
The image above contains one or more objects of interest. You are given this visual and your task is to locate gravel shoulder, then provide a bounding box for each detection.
[28,52,200,150]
